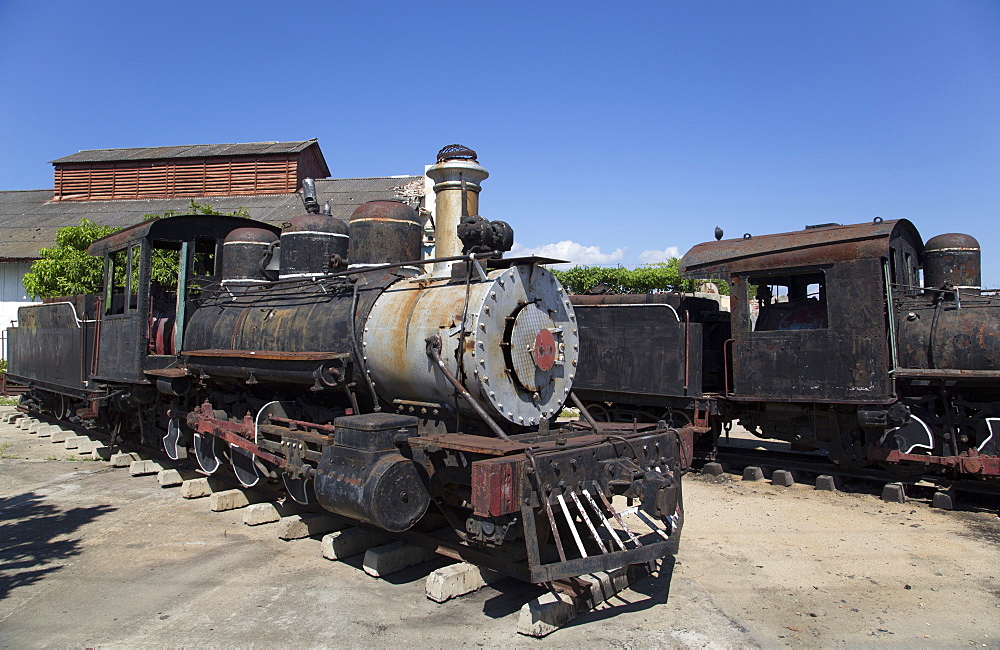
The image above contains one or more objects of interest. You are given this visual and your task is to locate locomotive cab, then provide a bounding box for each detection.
[87,215,281,384]
[681,219,924,462]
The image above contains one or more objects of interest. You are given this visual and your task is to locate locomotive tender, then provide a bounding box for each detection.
[572,218,999,482]
[6,146,683,583]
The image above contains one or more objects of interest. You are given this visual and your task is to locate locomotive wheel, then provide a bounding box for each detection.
[283,473,313,505]
[193,433,222,474]
[230,444,262,488]
[585,403,610,421]
[878,407,937,476]
[162,417,189,461]
[53,394,70,421]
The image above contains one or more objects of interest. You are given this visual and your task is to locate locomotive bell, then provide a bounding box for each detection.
[924,233,981,293]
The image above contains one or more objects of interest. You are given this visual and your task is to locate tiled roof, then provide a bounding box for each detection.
[0,177,424,260]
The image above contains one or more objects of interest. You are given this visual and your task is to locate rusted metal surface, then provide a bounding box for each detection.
[895,294,1000,372]
[923,232,981,291]
[680,219,921,278]
[279,214,349,278]
[411,432,531,456]
[346,200,422,268]
[222,227,278,283]
[183,349,350,361]
[471,456,522,516]
[867,447,1000,476]
[180,404,286,468]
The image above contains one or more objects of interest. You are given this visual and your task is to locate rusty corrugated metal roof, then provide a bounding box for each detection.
[0,177,423,260]
[50,139,322,164]
[680,219,922,278]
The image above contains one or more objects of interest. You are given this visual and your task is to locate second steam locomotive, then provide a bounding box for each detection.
[571,218,999,484]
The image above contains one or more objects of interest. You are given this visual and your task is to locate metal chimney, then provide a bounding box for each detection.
[426,145,488,273]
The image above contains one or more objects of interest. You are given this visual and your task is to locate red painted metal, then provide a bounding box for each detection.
[532,329,556,371]
[471,456,523,516]
[867,447,1000,476]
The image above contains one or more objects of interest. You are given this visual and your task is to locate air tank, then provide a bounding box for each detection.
[924,233,981,293]
[279,214,349,279]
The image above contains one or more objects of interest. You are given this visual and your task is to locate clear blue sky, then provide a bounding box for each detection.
[2,1,998,285]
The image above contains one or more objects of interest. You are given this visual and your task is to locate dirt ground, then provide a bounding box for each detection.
[1,408,999,647]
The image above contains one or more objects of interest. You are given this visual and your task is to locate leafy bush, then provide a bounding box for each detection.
[550,259,728,295]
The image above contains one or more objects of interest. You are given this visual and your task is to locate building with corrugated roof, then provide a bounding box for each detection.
[0,139,424,357]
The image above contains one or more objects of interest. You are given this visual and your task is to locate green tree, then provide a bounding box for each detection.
[22,219,120,298]
[22,201,250,298]
[550,259,729,295]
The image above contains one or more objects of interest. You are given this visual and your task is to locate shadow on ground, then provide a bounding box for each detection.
[0,491,115,600]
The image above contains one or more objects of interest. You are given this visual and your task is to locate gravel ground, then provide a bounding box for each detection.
[1,409,998,647]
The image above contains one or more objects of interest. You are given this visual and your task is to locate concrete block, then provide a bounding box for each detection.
[36,425,62,438]
[742,466,764,481]
[129,459,163,476]
[277,513,349,540]
[2,413,22,424]
[50,430,72,443]
[815,475,838,491]
[210,489,254,512]
[881,482,907,503]
[932,489,955,510]
[158,469,184,487]
[702,462,724,476]
[180,477,221,499]
[91,446,114,461]
[27,421,44,434]
[321,527,392,561]
[771,470,795,487]
[426,562,502,603]
[517,564,644,637]
[362,541,437,578]
[518,591,578,637]
[63,435,85,450]
[77,439,100,454]
[244,503,281,526]
[110,452,141,467]
[18,418,36,430]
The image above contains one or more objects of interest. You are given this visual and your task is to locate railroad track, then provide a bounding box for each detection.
[696,444,1000,510]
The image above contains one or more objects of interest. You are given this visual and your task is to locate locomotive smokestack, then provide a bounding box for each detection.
[426,145,489,273]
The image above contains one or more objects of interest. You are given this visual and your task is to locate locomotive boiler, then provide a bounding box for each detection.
[6,145,684,583]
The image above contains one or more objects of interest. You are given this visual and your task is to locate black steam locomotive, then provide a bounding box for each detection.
[572,218,999,482]
[5,147,683,584]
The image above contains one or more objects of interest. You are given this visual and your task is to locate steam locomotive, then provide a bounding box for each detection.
[5,146,683,584]
[572,218,999,483]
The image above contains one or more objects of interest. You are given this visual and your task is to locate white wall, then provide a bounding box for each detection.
[0,262,38,360]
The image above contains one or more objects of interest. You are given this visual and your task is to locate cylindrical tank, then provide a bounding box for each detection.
[279,214,349,279]
[426,145,489,274]
[924,233,981,293]
[347,201,423,268]
[222,227,279,283]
